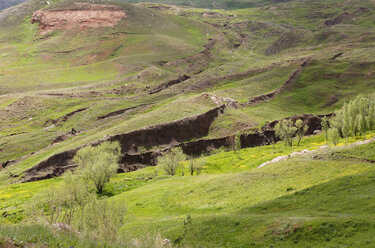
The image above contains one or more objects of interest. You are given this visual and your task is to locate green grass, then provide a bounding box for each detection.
[0,0,375,246]
[1,138,375,247]
[1,0,375,176]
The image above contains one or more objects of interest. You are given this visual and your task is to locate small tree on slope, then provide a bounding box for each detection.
[275,119,297,147]
[73,142,121,194]
[157,147,187,176]
[295,119,309,146]
[321,116,329,145]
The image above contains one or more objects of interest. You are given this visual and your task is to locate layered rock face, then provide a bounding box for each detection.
[31,3,126,34]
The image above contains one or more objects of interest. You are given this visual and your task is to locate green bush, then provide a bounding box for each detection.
[157,147,187,176]
[74,142,121,193]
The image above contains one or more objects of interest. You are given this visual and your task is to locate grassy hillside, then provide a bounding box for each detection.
[0,0,375,246]
[0,0,374,183]
[1,136,375,247]
[0,0,27,10]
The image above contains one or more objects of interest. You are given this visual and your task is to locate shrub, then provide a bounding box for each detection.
[329,128,340,146]
[157,147,187,176]
[275,119,297,147]
[295,119,309,146]
[27,172,94,227]
[233,131,242,153]
[321,116,329,145]
[188,157,206,176]
[330,96,375,141]
[27,172,127,241]
[74,142,121,193]
[83,199,127,241]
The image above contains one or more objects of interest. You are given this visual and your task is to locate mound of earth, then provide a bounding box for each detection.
[31,3,126,34]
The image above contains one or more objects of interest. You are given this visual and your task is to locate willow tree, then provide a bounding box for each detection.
[295,119,309,146]
[74,142,121,194]
[321,116,329,145]
[275,119,297,147]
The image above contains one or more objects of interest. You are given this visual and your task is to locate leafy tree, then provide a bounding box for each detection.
[84,199,127,241]
[275,119,297,147]
[188,157,205,176]
[356,97,369,140]
[321,116,329,145]
[367,100,375,138]
[326,96,375,143]
[295,119,309,146]
[233,131,242,153]
[157,147,187,176]
[329,128,340,146]
[28,172,94,227]
[74,142,121,194]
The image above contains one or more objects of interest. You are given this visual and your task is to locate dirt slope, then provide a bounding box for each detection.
[31,3,126,34]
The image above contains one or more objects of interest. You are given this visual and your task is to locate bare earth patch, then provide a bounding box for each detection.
[31,3,126,35]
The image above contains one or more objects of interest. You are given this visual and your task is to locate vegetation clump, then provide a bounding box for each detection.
[157,147,187,176]
[25,141,127,242]
[73,142,121,193]
[275,119,297,147]
[329,96,375,144]
[188,157,205,176]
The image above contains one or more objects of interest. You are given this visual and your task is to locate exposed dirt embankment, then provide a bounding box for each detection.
[31,3,126,35]
[23,106,225,182]
[108,106,225,152]
[119,114,327,166]
[44,108,87,126]
[22,110,329,182]
[149,74,190,94]
[247,57,311,105]
[97,104,150,120]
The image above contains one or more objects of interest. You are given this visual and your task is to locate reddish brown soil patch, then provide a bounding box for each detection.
[31,3,126,35]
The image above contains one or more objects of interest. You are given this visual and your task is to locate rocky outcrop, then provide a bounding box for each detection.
[201,92,239,108]
[31,3,126,35]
